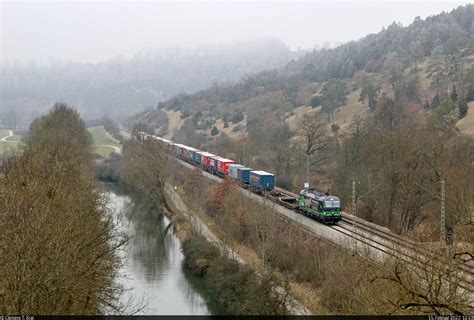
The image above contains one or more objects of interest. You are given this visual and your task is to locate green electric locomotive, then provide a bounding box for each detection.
[298,188,342,224]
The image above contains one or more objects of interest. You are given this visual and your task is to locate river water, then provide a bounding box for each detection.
[105,185,221,315]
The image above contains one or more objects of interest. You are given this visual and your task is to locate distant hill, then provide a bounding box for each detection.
[131,4,474,145]
[0,38,291,125]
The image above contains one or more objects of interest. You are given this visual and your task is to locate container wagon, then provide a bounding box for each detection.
[249,170,275,193]
[228,164,245,180]
[189,148,199,164]
[209,156,220,174]
[237,167,252,186]
[217,158,235,176]
[175,144,185,159]
[194,151,205,165]
[201,152,215,171]
[182,146,197,163]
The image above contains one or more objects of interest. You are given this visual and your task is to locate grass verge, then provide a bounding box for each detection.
[88,126,119,146]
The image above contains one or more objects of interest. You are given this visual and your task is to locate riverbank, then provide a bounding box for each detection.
[162,181,310,315]
[163,162,382,315]
[103,184,221,315]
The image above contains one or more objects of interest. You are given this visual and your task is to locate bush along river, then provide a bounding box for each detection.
[104,184,222,315]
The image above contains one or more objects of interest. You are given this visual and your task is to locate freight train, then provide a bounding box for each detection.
[141,133,342,224]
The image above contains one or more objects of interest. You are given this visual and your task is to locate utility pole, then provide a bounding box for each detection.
[440,178,446,246]
[352,179,357,252]
[305,154,310,189]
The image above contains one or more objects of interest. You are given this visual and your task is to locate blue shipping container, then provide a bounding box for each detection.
[249,170,275,191]
[194,151,202,164]
[189,149,196,162]
[237,167,252,184]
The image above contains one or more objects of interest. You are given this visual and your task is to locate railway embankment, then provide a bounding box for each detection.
[122,135,473,315]
[163,181,311,315]
[164,157,474,315]
[164,161,379,314]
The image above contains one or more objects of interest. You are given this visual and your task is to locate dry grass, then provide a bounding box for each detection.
[411,58,432,97]
[330,89,368,133]
[0,141,19,157]
[214,116,248,140]
[289,282,327,314]
[173,181,324,315]
[0,130,10,140]
[286,106,314,132]
[164,110,184,139]
[457,101,474,136]
[286,90,369,135]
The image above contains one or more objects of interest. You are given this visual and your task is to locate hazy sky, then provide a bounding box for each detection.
[1,1,472,64]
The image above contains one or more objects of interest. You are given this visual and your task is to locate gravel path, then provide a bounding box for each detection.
[0,130,13,142]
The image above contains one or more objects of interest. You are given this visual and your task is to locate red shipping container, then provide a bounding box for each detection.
[217,158,235,175]
[202,153,214,168]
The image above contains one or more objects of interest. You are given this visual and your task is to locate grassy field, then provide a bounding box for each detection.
[87,126,119,146]
[0,141,19,157]
[457,101,474,136]
[0,130,22,157]
[5,134,22,142]
[0,130,10,140]
[93,146,115,158]
[87,126,120,158]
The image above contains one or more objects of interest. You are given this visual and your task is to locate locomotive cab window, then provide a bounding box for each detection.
[324,200,341,209]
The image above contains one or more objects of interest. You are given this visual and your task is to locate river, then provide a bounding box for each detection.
[105,185,221,315]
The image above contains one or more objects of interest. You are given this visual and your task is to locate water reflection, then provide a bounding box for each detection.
[105,185,220,315]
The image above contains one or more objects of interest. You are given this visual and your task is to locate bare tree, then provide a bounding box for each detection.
[0,104,126,314]
[297,111,331,177]
[121,137,168,207]
[372,250,474,315]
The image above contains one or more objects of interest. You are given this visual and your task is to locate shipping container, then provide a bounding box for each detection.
[228,164,245,179]
[182,146,197,162]
[217,158,235,175]
[181,146,189,160]
[202,153,215,170]
[249,170,275,192]
[209,156,220,173]
[194,151,203,165]
[189,148,199,163]
[195,151,211,165]
[175,144,184,158]
[237,167,252,184]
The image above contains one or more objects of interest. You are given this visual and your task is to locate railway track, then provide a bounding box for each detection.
[175,158,474,294]
[274,186,474,292]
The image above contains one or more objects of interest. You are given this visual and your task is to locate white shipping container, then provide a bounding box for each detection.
[228,164,245,179]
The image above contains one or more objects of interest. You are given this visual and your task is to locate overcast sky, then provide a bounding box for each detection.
[1,1,472,64]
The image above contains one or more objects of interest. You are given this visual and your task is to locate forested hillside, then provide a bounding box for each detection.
[134,5,473,140]
[0,39,291,125]
[132,5,474,238]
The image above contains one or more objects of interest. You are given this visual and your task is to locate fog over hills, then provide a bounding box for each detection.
[0,39,291,125]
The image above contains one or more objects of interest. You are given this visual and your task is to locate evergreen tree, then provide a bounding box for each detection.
[319,80,347,118]
[431,93,441,109]
[424,100,430,110]
[359,78,381,111]
[458,99,468,119]
[310,95,324,108]
[450,85,459,102]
